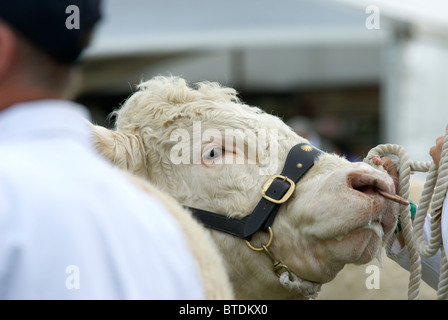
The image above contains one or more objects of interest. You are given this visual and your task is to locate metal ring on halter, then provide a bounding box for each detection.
[244,227,274,252]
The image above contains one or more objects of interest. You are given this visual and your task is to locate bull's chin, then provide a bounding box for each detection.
[330,224,384,265]
[295,225,385,284]
[308,227,384,284]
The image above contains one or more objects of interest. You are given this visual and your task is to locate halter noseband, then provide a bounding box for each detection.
[187,143,323,240]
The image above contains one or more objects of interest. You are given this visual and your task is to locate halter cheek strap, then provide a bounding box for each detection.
[187,143,323,240]
[187,143,324,298]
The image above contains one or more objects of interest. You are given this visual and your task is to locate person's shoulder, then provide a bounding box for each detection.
[0,144,34,189]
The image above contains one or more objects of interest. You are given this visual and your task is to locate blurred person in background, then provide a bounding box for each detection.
[0,0,204,299]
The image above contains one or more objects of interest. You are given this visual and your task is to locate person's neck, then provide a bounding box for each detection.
[0,85,63,112]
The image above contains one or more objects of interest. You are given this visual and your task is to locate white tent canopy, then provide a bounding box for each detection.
[85,0,384,58]
[80,0,386,93]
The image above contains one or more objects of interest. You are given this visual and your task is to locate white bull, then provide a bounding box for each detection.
[91,76,397,299]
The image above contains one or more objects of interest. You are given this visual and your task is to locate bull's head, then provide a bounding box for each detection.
[91,76,397,299]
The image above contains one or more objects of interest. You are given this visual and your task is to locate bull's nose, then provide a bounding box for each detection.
[347,169,400,235]
[347,170,394,196]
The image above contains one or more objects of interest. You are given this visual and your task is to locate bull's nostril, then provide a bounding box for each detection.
[348,171,382,195]
[354,184,376,194]
[347,170,406,205]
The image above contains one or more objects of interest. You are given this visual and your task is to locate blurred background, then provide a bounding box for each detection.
[73,0,448,299]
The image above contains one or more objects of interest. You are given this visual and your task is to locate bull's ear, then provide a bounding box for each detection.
[90,124,148,175]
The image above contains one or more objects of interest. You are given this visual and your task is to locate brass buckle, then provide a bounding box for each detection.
[261,175,295,204]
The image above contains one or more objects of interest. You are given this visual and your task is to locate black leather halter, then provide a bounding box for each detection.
[188,143,323,240]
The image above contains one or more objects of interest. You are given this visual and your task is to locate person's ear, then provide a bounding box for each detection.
[0,23,19,81]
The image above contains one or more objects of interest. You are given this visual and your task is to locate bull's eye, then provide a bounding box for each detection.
[201,146,225,167]
[204,147,223,161]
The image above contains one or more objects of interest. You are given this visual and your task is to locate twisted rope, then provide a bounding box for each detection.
[364,144,422,299]
[279,271,321,299]
[364,132,448,300]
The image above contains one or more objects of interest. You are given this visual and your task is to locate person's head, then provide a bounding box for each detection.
[0,1,101,110]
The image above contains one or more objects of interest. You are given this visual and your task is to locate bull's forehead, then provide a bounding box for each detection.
[114,76,310,156]
[117,91,283,132]
[114,77,299,143]
[164,102,284,131]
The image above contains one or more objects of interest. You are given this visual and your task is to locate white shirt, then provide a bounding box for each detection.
[0,100,204,299]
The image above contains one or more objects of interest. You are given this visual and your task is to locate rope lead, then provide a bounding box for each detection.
[364,135,448,300]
